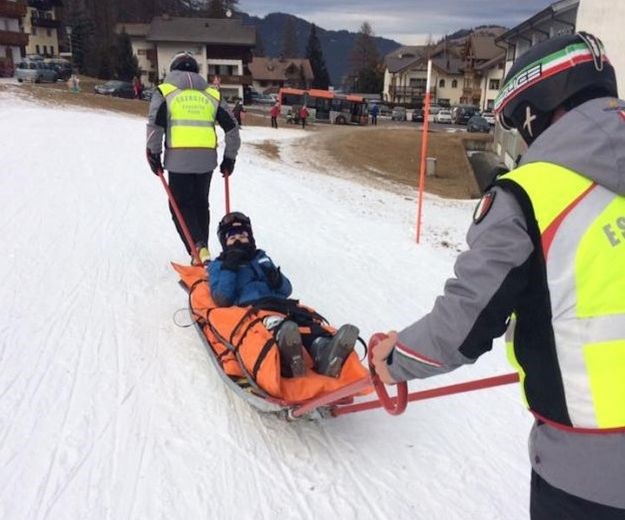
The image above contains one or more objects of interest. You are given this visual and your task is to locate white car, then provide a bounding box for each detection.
[481,111,496,125]
[435,109,453,124]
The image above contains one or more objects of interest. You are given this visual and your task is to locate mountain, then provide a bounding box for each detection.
[240,12,402,87]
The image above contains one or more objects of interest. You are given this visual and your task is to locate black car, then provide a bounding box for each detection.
[411,108,424,122]
[453,105,480,125]
[45,59,72,81]
[467,115,491,133]
[94,80,135,99]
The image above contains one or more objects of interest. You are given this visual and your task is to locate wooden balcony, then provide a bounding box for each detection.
[0,0,27,18]
[208,74,252,86]
[0,29,29,47]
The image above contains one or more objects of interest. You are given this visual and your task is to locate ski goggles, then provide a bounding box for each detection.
[224,227,249,239]
[221,211,250,227]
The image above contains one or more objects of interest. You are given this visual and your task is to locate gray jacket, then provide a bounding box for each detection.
[387,97,625,508]
[146,70,241,173]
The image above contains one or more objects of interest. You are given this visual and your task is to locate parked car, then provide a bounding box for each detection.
[141,86,155,101]
[249,90,275,105]
[428,104,443,115]
[44,58,72,81]
[391,106,407,121]
[14,60,58,83]
[453,105,480,124]
[467,115,491,133]
[372,104,391,116]
[435,109,453,124]
[481,111,496,125]
[411,108,424,122]
[94,80,135,98]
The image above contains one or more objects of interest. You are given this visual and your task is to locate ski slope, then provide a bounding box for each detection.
[0,89,533,520]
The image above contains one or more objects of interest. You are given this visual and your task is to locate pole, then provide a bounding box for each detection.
[224,174,231,214]
[157,169,201,265]
[416,59,432,244]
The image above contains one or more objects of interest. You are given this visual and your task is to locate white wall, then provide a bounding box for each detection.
[577,0,625,97]
[156,43,205,81]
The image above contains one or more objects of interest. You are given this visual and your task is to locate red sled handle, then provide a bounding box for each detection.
[368,333,408,415]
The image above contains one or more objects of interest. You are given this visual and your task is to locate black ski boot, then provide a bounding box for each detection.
[275,320,306,378]
[312,324,359,378]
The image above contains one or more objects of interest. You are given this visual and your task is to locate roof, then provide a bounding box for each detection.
[249,57,314,81]
[496,0,579,43]
[146,16,255,46]
[467,34,505,61]
[384,45,425,73]
[474,52,506,71]
[115,23,150,38]
[431,55,463,75]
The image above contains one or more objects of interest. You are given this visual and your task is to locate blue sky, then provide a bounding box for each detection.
[238,0,556,44]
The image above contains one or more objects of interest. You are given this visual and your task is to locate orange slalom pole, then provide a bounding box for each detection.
[416,59,433,244]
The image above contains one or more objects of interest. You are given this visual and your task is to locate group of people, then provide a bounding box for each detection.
[147,33,625,518]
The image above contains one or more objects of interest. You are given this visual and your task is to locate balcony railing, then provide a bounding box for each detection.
[389,85,436,99]
[0,29,29,47]
[208,74,252,86]
[31,16,60,29]
[0,0,27,18]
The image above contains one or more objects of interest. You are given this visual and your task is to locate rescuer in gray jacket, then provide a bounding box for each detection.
[371,32,625,518]
[146,51,240,263]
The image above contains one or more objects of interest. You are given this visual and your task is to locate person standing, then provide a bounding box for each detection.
[232,100,245,127]
[299,105,310,129]
[146,51,241,264]
[371,32,625,518]
[370,103,379,125]
[270,102,280,129]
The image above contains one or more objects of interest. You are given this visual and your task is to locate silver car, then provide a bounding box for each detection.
[15,60,58,83]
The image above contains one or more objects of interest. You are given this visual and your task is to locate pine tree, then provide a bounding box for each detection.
[66,5,94,74]
[113,29,139,80]
[204,0,239,18]
[349,21,383,93]
[306,24,330,89]
[281,17,298,58]
[254,29,265,57]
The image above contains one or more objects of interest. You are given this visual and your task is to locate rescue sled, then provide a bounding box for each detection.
[173,263,375,419]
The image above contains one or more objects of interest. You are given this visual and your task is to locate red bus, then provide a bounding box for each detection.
[278,88,369,125]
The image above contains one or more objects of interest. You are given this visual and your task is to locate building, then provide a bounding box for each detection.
[117,16,255,100]
[382,31,505,109]
[23,0,62,57]
[248,57,313,94]
[458,30,505,106]
[493,0,579,168]
[0,0,28,75]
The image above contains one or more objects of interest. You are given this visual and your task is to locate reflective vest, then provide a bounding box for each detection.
[498,162,625,431]
[157,83,220,149]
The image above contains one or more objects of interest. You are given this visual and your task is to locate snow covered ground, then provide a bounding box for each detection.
[0,90,533,519]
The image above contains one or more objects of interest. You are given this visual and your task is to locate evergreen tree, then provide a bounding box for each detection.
[66,5,94,73]
[204,0,239,18]
[281,17,298,58]
[113,29,139,80]
[305,24,330,89]
[254,28,265,57]
[349,21,383,93]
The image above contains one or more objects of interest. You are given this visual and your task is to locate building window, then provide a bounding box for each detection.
[439,79,445,88]
[486,99,494,110]
[36,44,40,54]
[43,45,47,55]
[489,79,500,90]
[438,98,450,106]
[452,79,458,88]
[50,46,54,55]
[46,29,52,37]
[32,27,37,36]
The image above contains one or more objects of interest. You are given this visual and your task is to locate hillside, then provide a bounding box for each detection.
[240,12,401,87]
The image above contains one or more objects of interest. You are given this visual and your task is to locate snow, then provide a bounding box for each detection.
[0,90,533,519]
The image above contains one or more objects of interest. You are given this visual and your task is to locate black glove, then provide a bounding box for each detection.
[146,149,162,175]
[265,266,282,290]
[220,247,248,271]
[220,156,235,177]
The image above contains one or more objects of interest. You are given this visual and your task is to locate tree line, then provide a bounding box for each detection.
[64,0,383,93]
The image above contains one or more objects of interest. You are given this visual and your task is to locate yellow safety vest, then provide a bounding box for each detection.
[157,83,220,149]
[500,162,625,431]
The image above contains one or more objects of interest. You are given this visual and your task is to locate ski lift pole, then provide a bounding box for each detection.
[157,169,201,265]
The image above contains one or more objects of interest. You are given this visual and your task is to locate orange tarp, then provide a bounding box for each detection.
[173,263,372,403]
